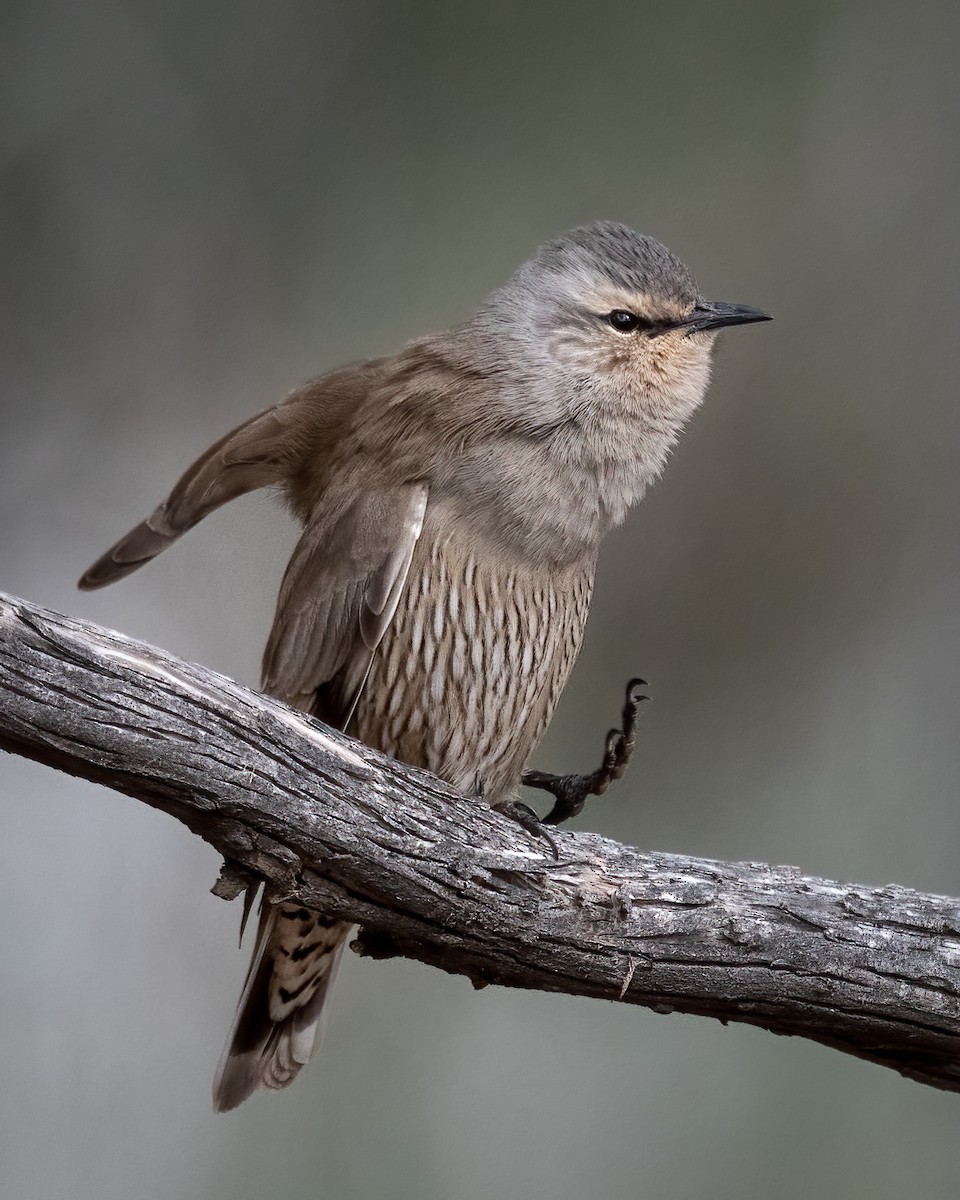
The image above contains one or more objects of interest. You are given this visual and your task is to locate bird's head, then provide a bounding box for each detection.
[475,221,769,429]
[457,222,770,533]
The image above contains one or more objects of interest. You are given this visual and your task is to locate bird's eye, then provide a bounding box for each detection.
[605,310,650,333]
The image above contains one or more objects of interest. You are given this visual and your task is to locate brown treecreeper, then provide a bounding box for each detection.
[79,221,770,1110]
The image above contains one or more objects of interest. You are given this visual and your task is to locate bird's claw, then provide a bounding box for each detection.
[522,676,649,826]
[492,799,561,859]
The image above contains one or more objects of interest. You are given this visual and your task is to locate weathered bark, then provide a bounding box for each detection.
[2,591,959,1093]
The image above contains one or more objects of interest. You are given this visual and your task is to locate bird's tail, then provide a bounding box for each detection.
[212,899,352,1112]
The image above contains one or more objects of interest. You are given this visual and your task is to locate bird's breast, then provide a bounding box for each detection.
[351,526,594,802]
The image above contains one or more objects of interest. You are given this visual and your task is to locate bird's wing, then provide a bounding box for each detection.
[78,405,297,590]
[261,480,429,725]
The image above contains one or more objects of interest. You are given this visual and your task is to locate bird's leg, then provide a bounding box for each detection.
[523,677,648,826]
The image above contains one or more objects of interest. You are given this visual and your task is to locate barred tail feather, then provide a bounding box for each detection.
[213,902,351,1112]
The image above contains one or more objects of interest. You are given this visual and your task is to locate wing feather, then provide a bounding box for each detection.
[78,406,297,590]
[261,481,429,726]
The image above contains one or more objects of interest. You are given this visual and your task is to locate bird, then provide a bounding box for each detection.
[78,220,770,1110]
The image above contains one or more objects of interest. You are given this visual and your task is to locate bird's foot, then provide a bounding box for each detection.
[522,677,649,826]
[491,798,561,860]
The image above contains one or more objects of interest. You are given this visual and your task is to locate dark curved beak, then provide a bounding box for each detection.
[680,300,772,334]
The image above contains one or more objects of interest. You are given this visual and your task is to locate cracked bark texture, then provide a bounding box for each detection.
[2,591,960,1094]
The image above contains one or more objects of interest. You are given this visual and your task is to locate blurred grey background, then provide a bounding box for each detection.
[3,2,960,1198]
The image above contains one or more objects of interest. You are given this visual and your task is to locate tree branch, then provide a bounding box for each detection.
[2,591,960,1093]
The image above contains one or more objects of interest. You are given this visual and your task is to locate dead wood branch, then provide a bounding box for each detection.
[2,591,960,1092]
